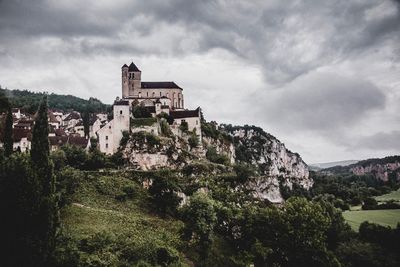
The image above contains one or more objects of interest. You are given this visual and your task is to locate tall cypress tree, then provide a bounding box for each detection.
[30,95,58,265]
[4,106,13,157]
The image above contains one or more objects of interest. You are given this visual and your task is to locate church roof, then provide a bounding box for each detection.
[141,82,182,90]
[170,107,200,119]
[128,62,141,72]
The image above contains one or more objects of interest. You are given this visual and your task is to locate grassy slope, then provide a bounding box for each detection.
[375,189,400,202]
[59,171,188,266]
[342,209,400,231]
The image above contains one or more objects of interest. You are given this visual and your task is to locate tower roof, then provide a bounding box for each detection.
[128,62,141,72]
[122,64,128,68]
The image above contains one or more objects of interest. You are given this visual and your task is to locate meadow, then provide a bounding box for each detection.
[375,189,400,202]
[343,209,400,231]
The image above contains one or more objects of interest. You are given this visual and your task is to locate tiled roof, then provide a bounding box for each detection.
[170,107,200,119]
[114,100,130,106]
[64,112,81,121]
[128,62,141,72]
[68,136,89,148]
[49,136,68,146]
[48,111,59,123]
[141,82,182,90]
[13,128,32,142]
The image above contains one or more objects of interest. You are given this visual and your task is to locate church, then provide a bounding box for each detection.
[121,62,184,109]
[97,62,202,154]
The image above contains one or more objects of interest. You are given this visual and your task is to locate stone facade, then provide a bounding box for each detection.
[121,62,184,109]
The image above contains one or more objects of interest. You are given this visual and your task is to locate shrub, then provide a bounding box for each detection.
[132,104,152,118]
[131,117,157,127]
[206,147,229,165]
[179,121,189,132]
[160,119,172,137]
[188,133,199,149]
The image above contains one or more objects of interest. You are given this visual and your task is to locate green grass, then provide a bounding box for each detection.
[343,209,400,231]
[375,189,400,202]
[131,117,157,127]
[58,171,188,266]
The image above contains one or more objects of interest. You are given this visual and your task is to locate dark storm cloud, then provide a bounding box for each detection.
[258,72,386,132]
[1,0,399,83]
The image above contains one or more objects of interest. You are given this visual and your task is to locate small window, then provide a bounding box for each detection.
[196,120,198,125]
[147,92,149,97]
[106,144,108,148]
[120,110,123,115]
[132,73,135,79]
[106,136,108,140]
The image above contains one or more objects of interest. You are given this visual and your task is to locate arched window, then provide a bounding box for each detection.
[152,92,155,97]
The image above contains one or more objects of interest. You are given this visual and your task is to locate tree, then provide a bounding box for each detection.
[181,192,217,266]
[148,170,181,216]
[30,95,58,265]
[82,108,90,138]
[4,106,13,157]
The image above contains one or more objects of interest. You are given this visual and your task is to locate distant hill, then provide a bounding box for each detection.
[0,88,111,114]
[322,156,400,182]
[309,160,359,171]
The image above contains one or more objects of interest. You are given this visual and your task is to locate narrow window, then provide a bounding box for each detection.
[106,144,108,148]
[160,92,162,96]
[120,110,123,115]
[106,136,108,140]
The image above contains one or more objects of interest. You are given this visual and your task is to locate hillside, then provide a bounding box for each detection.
[0,88,110,114]
[322,155,400,182]
[309,160,359,171]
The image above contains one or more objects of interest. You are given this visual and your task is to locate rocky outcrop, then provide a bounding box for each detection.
[220,125,311,202]
[350,161,400,182]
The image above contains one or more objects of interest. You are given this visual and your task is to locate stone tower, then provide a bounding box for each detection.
[121,64,129,98]
[128,62,141,97]
[122,62,142,98]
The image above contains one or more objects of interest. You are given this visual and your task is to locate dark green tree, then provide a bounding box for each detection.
[82,108,90,138]
[30,95,58,265]
[181,192,217,266]
[4,106,13,157]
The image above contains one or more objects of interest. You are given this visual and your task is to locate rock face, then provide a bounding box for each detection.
[224,125,312,202]
[123,123,311,203]
[350,161,400,182]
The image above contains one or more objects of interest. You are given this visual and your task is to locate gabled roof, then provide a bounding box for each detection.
[114,100,130,106]
[122,64,128,68]
[141,82,182,90]
[128,62,141,72]
[170,107,200,119]
[64,112,81,121]
[48,111,59,123]
[68,136,89,148]
[13,128,32,142]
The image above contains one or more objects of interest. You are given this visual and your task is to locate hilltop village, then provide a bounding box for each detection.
[0,62,202,154]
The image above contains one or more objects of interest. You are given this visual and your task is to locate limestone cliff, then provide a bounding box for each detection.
[323,156,400,182]
[349,157,400,182]
[122,122,311,203]
[221,125,311,203]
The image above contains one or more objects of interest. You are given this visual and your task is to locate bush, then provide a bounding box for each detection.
[131,117,157,127]
[132,105,152,118]
[160,119,172,137]
[179,121,189,132]
[188,133,199,149]
[206,147,229,165]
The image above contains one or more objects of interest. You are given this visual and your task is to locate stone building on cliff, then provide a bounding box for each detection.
[97,62,202,155]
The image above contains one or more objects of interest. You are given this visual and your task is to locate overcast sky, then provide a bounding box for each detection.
[0,0,399,163]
